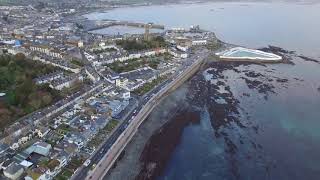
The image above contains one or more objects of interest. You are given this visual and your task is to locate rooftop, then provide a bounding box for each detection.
[4,162,24,175]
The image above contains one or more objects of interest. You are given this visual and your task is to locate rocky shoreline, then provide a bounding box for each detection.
[297,55,320,64]
[133,46,299,179]
[103,84,192,180]
[135,110,200,180]
[259,45,320,65]
[103,45,320,180]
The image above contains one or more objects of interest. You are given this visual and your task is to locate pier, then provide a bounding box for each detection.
[87,20,165,31]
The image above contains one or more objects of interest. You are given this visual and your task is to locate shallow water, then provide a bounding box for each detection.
[158,57,320,180]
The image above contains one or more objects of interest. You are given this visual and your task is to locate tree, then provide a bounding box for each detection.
[0,54,62,128]
[41,93,52,105]
[28,100,41,111]
[0,55,10,66]
[8,60,17,72]
[47,159,60,171]
[5,91,18,106]
[15,53,26,61]
[15,78,34,106]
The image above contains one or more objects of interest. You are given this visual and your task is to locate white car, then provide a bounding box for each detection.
[84,159,91,167]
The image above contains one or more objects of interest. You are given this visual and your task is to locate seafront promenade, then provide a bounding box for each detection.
[86,51,209,180]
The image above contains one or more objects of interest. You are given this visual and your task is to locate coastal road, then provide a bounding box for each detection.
[72,81,165,180]
[86,50,209,180]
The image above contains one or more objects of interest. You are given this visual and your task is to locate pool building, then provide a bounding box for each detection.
[216,47,282,62]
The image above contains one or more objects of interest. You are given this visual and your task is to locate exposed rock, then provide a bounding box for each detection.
[258,45,295,64]
[298,55,320,64]
[135,110,200,180]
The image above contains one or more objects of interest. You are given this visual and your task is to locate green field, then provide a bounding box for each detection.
[106,52,172,73]
[116,36,167,52]
[133,75,168,96]
[107,57,160,73]
[88,119,119,148]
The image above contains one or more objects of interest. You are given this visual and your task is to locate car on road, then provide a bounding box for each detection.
[84,159,91,167]
[90,163,96,170]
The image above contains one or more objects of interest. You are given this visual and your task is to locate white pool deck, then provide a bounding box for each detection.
[216,47,282,61]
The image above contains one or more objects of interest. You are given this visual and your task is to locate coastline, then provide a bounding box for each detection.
[78,3,320,179]
[103,44,320,180]
[1,1,320,180]
[75,0,276,20]
[103,84,192,180]
[135,109,201,180]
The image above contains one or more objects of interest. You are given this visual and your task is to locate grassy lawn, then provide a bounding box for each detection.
[106,51,173,73]
[206,40,222,51]
[133,75,168,96]
[54,169,73,180]
[62,170,73,177]
[54,157,85,180]
[92,48,117,54]
[69,157,85,169]
[104,119,119,133]
[70,59,84,67]
[56,124,78,135]
[88,119,119,148]
[116,36,167,52]
[107,56,163,73]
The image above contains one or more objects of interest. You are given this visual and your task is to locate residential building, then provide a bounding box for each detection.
[85,67,101,83]
[34,71,64,85]
[168,48,188,58]
[3,162,24,180]
[50,74,83,91]
[115,77,129,88]
[24,141,52,157]
[192,39,207,46]
[30,46,64,59]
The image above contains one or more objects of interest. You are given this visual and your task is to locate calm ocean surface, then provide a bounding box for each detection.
[86,2,320,180]
[85,2,320,57]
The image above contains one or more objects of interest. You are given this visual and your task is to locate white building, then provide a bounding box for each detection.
[50,74,83,91]
[78,41,84,48]
[128,53,142,59]
[34,71,64,85]
[144,50,156,56]
[30,46,64,59]
[168,48,188,58]
[192,39,207,46]
[176,45,189,52]
[121,91,131,99]
[32,56,80,73]
[115,77,129,88]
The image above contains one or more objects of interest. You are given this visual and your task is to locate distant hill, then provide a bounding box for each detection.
[1,0,318,7]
